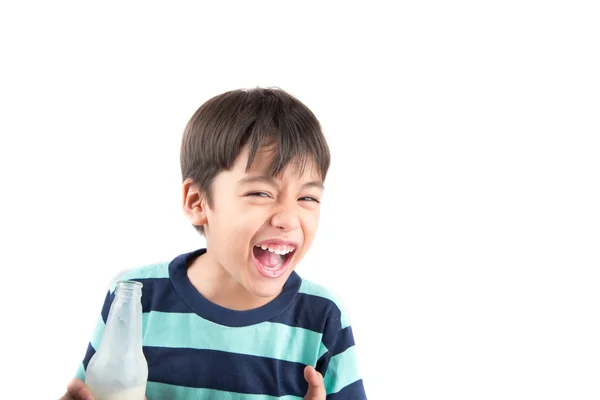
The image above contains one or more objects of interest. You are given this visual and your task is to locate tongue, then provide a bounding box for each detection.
[254,247,284,268]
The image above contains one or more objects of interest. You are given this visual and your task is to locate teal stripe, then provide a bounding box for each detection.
[75,315,106,380]
[75,362,86,381]
[317,342,329,359]
[323,346,361,395]
[81,312,328,376]
[110,262,170,291]
[141,311,322,365]
[147,381,302,399]
[298,280,350,329]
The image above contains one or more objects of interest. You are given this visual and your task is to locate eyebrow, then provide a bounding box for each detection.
[238,175,324,191]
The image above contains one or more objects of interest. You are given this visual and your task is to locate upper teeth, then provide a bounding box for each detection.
[255,244,295,255]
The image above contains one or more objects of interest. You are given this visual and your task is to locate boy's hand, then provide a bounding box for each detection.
[303,365,326,400]
[61,370,320,400]
[59,378,93,400]
[59,378,148,400]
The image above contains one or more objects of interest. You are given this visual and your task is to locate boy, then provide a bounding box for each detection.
[62,88,367,399]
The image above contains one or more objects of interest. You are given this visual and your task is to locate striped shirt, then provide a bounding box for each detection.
[76,249,367,399]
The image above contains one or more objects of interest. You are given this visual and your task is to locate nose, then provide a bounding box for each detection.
[270,208,300,232]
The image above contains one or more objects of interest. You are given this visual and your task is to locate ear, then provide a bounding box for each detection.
[182,178,208,226]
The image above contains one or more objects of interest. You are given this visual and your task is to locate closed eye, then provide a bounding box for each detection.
[247,192,272,198]
[299,196,320,203]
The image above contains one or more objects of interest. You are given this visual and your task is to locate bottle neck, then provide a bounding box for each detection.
[99,281,144,353]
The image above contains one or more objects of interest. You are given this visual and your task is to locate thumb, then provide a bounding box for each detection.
[303,365,326,400]
[66,378,94,400]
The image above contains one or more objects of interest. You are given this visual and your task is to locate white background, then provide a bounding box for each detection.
[1,1,599,399]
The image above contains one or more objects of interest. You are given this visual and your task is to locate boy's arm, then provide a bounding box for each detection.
[318,325,367,399]
[60,378,148,400]
[74,289,114,381]
[60,290,114,399]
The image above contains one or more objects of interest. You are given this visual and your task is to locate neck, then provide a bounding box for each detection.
[187,250,277,311]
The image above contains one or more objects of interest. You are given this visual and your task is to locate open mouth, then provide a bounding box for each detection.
[252,243,296,278]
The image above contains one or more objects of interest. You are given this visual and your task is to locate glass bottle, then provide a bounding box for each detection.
[85,280,148,400]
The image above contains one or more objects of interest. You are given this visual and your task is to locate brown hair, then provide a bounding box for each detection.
[180,87,331,235]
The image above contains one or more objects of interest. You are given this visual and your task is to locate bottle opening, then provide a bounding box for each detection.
[117,280,143,289]
[115,280,143,297]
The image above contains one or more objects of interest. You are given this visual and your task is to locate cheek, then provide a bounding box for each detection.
[300,212,320,244]
[229,212,264,249]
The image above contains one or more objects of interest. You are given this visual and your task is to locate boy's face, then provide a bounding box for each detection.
[188,145,324,300]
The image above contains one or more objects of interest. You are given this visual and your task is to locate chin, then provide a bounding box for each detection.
[247,277,288,299]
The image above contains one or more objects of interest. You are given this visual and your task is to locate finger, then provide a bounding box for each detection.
[66,378,94,400]
[303,365,326,400]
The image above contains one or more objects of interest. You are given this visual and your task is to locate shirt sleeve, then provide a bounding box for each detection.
[316,311,368,399]
[74,289,115,381]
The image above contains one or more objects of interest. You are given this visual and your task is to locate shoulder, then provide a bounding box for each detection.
[298,278,351,329]
[109,261,171,292]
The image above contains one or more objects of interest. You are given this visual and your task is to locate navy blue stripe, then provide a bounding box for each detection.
[145,346,308,397]
[82,343,96,370]
[100,290,114,323]
[137,277,192,314]
[327,379,367,400]
[101,277,196,322]
[316,353,331,378]
[84,345,311,396]
[332,326,355,356]
[270,292,341,333]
